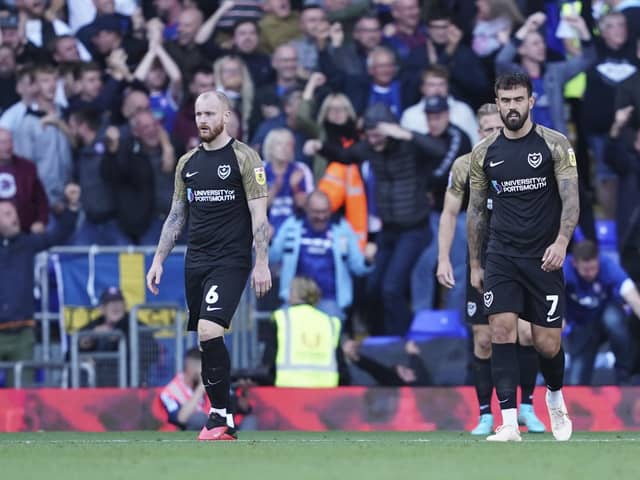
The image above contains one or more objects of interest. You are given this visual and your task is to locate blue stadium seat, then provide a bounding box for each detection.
[574,220,617,247]
[408,309,468,341]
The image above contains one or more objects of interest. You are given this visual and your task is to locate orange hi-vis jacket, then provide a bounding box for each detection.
[318,162,368,252]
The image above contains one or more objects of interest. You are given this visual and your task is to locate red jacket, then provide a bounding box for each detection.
[0,156,49,232]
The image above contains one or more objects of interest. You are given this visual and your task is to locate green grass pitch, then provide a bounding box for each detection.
[1,431,638,480]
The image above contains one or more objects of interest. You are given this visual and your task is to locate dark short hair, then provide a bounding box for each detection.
[74,61,102,81]
[70,108,103,132]
[494,72,532,98]
[427,8,452,23]
[185,347,200,362]
[572,240,599,261]
[33,63,58,76]
[16,63,34,82]
[190,64,214,80]
[233,19,260,35]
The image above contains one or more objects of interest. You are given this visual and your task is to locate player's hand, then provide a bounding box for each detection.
[251,262,272,298]
[146,262,163,295]
[470,266,484,294]
[436,258,455,289]
[541,240,567,272]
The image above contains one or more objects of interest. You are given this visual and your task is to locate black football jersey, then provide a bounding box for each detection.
[469,124,577,258]
[173,138,267,267]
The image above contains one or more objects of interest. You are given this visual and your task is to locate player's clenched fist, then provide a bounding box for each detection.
[470,266,484,294]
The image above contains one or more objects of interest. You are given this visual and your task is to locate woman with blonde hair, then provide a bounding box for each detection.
[298,72,368,252]
[213,55,254,141]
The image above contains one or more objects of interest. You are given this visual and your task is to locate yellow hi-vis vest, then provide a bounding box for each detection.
[273,304,341,388]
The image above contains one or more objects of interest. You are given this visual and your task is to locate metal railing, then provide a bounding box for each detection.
[0,361,96,388]
[28,245,263,388]
[69,330,127,388]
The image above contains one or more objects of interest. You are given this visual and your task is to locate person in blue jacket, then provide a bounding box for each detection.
[269,189,374,322]
[564,240,640,385]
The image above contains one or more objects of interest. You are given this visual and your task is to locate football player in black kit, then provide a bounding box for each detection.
[146,91,271,441]
[437,103,545,436]
[468,73,580,442]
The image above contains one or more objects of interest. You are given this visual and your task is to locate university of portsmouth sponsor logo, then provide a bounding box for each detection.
[467,302,477,317]
[491,180,503,194]
[218,164,231,180]
[191,189,236,202]
[483,291,494,308]
[187,187,195,203]
[492,177,547,194]
[527,152,542,168]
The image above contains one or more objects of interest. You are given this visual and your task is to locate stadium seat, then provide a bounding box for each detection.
[407,309,468,341]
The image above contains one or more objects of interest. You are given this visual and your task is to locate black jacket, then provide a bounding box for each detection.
[320,133,447,229]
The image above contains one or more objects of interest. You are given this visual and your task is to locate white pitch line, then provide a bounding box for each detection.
[2,437,639,445]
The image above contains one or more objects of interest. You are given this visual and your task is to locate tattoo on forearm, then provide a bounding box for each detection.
[254,220,269,262]
[467,189,489,264]
[155,199,187,261]
[558,177,580,241]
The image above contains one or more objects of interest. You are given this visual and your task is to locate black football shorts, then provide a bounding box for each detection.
[185,263,251,331]
[483,253,564,328]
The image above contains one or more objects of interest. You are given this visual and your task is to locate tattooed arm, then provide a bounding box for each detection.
[467,146,490,293]
[248,197,272,297]
[541,138,580,272]
[467,187,489,293]
[146,152,190,295]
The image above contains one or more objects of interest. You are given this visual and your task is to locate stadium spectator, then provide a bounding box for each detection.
[0,65,36,133]
[323,15,384,77]
[20,0,92,60]
[258,0,301,54]
[411,95,472,313]
[160,347,209,431]
[0,45,19,114]
[151,0,183,40]
[0,183,79,386]
[67,61,126,117]
[404,10,491,110]
[251,43,303,135]
[50,34,82,64]
[251,88,311,167]
[133,21,182,132]
[262,276,345,387]
[87,13,145,70]
[192,0,236,59]
[67,109,128,246]
[229,20,275,87]
[495,11,595,134]
[471,0,523,61]
[342,46,407,118]
[164,7,211,80]
[173,64,214,152]
[0,128,48,233]
[609,0,640,43]
[583,11,637,219]
[213,55,254,142]
[342,339,432,386]
[564,240,640,385]
[263,128,312,234]
[290,3,327,76]
[0,7,48,66]
[384,0,427,60]
[270,189,372,321]
[75,0,133,50]
[305,103,448,335]
[401,64,480,145]
[78,286,158,387]
[13,64,73,209]
[605,104,640,282]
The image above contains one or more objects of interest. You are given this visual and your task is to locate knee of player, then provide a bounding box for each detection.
[197,319,225,341]
[533,333,561,358]
[473,331,492,356]
[490,325,516,343]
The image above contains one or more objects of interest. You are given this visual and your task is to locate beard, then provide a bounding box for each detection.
[198,121,225,142]
[500,108,529,131]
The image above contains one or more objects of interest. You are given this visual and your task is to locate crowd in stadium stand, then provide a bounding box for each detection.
[1,0,640,387]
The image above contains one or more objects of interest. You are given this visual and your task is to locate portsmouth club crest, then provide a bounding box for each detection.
[483,291,494,308]
[218,164,231,180]
[527,152,542,168]
[467,302,477,317]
